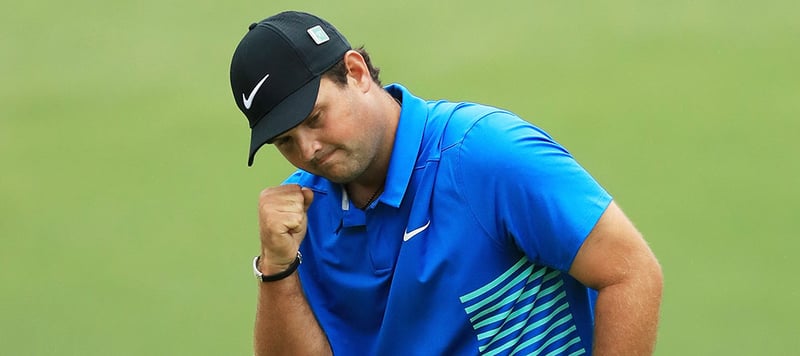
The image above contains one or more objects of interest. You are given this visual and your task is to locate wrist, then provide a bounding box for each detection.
[253,251,302,282]
[258,254,294,274]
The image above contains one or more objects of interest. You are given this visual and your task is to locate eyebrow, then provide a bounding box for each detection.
[306,110,321,123]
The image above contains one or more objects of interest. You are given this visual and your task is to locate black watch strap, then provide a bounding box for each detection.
[253,252,302,282]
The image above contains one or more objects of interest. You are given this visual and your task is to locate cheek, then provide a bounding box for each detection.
[332,101,364,141]
[277,146,303,166]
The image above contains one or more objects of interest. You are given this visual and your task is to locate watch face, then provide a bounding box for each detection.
[253,256,263,279]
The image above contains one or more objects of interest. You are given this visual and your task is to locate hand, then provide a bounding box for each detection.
[257,184,314,274]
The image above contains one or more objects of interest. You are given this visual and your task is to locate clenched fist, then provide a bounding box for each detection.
[257,184,314,274]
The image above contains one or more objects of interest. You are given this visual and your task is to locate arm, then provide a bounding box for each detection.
[569,201,663,356]
[254,274,331,355]
[254,184,332,356]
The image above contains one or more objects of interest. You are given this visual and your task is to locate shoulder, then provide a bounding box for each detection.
[427,102,525,149]
[438,105,570,173]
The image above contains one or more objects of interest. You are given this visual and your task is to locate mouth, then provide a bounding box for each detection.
[312,149,336,167]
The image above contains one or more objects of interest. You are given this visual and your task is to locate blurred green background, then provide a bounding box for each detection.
[2,0,798,354]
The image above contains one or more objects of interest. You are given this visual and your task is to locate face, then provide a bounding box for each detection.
[271,77,385,184]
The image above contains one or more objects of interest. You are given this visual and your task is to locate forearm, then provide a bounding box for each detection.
[592,264,663,355]
[254,273,332,356]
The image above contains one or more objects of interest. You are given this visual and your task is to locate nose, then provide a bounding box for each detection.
[297,132,321,163]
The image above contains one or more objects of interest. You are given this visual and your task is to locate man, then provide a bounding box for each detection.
[229,11,662,356]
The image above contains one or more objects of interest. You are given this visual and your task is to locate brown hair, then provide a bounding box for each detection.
[324,46,381,86]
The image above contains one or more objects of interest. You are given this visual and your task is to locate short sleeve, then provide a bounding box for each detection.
[453,112,612,271]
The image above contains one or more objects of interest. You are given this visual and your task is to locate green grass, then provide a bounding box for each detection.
[2,0,798,354]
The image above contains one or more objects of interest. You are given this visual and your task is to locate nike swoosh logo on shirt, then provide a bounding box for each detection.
[242,73,270,109]
[403,220,431,241]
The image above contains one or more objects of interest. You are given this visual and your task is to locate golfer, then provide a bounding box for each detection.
[229,11,663,356]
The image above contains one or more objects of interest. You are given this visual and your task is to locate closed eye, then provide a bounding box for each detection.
[305,112,321,128]
[272,136,291,146]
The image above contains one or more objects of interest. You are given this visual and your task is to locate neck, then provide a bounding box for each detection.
[346,89,399,209]
[358,185,383,209]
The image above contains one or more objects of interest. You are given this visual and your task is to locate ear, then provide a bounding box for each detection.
[342,50,372,93]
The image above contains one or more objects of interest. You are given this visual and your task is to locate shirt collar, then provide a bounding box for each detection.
[379,83,427,208]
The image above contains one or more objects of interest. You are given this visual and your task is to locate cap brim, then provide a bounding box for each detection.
[248,76,321,166]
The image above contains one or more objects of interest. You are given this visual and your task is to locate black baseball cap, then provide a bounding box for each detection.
[230,11,351,166]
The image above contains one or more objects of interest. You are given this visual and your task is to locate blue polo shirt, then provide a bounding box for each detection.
[285,84,612,355]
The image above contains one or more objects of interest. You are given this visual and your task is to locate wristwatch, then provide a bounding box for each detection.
[253,251,302,282]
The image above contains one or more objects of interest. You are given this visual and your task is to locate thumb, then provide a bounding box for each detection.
[301,187,315,211]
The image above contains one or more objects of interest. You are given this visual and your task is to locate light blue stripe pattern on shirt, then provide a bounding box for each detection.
[460,256,587,356]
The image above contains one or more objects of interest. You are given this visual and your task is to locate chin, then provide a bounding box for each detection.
[323,173,356,184]
[321,167,361,184]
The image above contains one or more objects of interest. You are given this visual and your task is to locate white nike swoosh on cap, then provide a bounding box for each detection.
[403,220,431,242]
[242,73,270,109]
